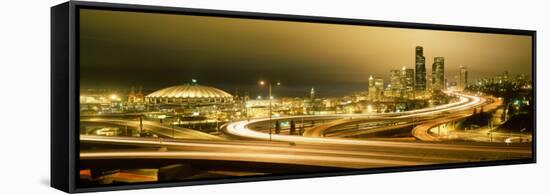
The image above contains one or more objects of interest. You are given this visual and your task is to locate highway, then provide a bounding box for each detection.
[81,134,531,170]
[303,117,402,137]
[225,92,485,143]
[81,118,225,140]
[219,92,530,160]
[411,96,503,141]
[80,92,532,183]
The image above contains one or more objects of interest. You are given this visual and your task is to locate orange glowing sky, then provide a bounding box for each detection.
[80,9,532,96]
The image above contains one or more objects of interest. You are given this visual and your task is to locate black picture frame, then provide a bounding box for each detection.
[51,1,536,193]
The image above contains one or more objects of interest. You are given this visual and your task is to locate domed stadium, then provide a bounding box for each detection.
[146,84,233,106]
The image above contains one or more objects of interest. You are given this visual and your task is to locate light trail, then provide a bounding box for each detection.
[81,135,476,163]
[81,150,425,169]
[411,96,502,141]
[81,118,224,140]
[225,93,488,148]
[80,93,531,171]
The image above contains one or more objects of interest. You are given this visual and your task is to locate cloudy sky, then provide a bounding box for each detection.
[79,9,532,97]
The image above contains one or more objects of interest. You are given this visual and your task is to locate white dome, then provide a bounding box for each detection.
[146,84,233,99]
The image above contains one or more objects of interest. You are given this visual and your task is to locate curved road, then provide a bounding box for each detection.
[80,93,531,175]
[412,96,502,141]
[81,134,531,170]
[225,92,485,144]
[81,118,225,140]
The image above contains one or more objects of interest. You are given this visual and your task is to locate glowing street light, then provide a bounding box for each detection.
[109,94,119,101]
[258,80,281,141]
[367,104,373,113]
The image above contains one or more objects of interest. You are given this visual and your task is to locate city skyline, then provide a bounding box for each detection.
[76,8,534,187]
[80,9,532,97]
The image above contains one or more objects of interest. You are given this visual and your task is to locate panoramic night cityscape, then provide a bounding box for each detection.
[78,9,533,186]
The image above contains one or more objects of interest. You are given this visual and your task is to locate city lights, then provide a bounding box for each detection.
[77,10,533,186]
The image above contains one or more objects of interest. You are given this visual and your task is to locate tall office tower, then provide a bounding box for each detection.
[415,46,426,91]
[401,67,415,91]
[374,77,385,100]
[368,75,375,100]
[432,57,445,91]
[390,69,403,97]
[458,66,468,91]
[368,75,384,101]
[426,73,432,90]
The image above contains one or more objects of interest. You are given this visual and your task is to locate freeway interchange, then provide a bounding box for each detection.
[80,92,532,183]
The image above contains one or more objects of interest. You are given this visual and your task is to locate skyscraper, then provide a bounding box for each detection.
[458,66,468,91]
[390,69,404,98]
[426,73,432,91]
[368,75,384,101]
[432,57,445,91]
[415,46,426,91]
[402,67,415,91]
[368,76,375,100]
[390,70,403,89]
[375,77,385,96]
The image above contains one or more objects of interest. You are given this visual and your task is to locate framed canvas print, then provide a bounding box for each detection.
[51,1,536,193]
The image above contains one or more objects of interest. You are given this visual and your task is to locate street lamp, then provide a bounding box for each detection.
[259,80,281,141]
